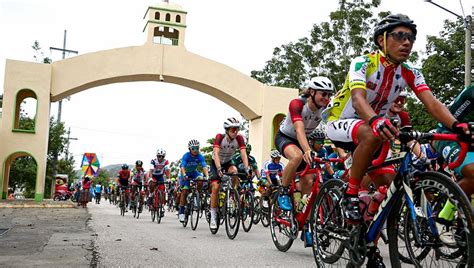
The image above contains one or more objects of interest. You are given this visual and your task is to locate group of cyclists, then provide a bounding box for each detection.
[93,13,474,267]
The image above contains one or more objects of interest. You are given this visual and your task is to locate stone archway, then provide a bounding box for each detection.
[0,2,298,201]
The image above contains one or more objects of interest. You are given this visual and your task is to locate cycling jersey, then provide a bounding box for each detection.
[279,97,324,139]
[132,167,146,184]
[262,159,285,181]
[150,158,170,176]
[213,133,246,164]
[230,152,258,175]
[118,170,130,180]
[324,50,430,121]
[181,152,207,174]
[434,84,474,175]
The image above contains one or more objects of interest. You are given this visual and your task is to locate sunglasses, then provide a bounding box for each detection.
[314,139,325,145]
[190,146,200,151]
[395,96,406,105]
[157,155,164,158]
[388,31,416,43]
[228,127,239,133]
[317,91,332,98]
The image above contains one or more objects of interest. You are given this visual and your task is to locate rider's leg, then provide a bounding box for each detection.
[281,145,303,187]
[210,181,220,224]
[459,163,474,198]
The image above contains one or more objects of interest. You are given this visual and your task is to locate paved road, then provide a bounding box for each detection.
[88,200,395,267]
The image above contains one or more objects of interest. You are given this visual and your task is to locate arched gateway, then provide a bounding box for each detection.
[0,1,297,201]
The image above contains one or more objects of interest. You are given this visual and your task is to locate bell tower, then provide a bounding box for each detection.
[143,0,187,46]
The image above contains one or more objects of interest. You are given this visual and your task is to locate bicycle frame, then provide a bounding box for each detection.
[276,158,344,231]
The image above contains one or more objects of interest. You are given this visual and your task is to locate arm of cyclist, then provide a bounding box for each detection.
[294,120,313,163]
[213,146,223,177]
[352,88,398,141]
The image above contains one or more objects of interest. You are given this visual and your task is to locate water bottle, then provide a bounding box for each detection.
[358,190,371,221]
[293,191,302,210]
[367,186,388,217]
[219,192,225,207]
[299,194,309,212]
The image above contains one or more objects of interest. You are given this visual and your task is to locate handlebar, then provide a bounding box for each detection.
[373,131,470,169]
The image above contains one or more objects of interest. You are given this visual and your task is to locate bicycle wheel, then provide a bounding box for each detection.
[137,194,143,219]
[311,179,347,266]
[261,197,270,227]
[150,195,156,222]
[252,196,261,225]
[156,191,163,224]
[241,191,254,232]
[225,188,240,240]
[190,191,201,230]
[132,194,138,218]
[269,191,295,252]
[388,171,474,268]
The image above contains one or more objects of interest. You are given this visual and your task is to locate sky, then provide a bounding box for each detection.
[0,0,472,169]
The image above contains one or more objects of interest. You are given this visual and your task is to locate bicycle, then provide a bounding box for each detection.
[208,173,242,240]
[183,178,206,230]
[150,181,165,224]
[239,177,256,232]
[312,130,474,267]
[270,157,345,252]
[118,186,127,216]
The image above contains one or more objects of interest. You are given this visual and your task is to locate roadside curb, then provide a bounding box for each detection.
[0,200,76,208]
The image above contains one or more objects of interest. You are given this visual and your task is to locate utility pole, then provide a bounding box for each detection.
[65,127,78,160]
[50,30,79,123]
[49,30,78,197]
[424,1,472,86]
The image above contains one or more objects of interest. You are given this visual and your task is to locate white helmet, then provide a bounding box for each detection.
[188,139,200,149]
[399,89,408,98]
[223,117,240,129]
[270,150,281,158]
[156,148,166,157]
[307,76,334,92]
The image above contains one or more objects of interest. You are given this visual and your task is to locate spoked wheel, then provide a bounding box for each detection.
[150,195,156,222]
[156,191,164,224]
[225,188,241,240]
[311,179,348,266]
[241,191,254,232]
[260,197,270,227]
[137,195,143,219]
[132,194,139,218]
[252,196,261,225]
[190,192,201,231]
[387,171,474,268]
[269,192,294,252]
[120,195,126,216]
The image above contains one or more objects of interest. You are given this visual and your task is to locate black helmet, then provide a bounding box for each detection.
[373,14,417,48]
[121,164,129,170]
[135,160,143,166]
[308,129,326,141]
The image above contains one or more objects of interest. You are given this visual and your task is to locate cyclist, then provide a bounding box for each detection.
[209,117,249,230]
[231,143,261,181]
[307,129,337,182]
[324,14,471,266]
[131,160,146,211]
[178,139,209,222]
[275,76,334,212]
[148,149,170,216]
[432,84,474,225]
[117,164,131,210]
[260,150,285,203]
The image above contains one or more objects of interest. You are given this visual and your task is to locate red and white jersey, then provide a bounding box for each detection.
[213,133,246,164]
[150,158,170,176]
[279,97,323,139]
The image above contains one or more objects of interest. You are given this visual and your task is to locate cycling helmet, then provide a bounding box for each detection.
[307,76,334,93]
[399,89,408,98]
[188,139,200,149]
[245,143,252,154]
[223,117,240,129]
[308,129,326,141]
[135,160,143,166]
[270,150,281,159]
[373,14,417,48]
[156,148,166,157]
[121,164,129,169]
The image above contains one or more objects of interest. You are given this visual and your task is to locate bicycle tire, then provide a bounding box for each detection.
[241,191,254,232]
[269,190,294,252]
[311,179,346,266]
[252,196,261,225]
[150,195,156,222]
[120,194,125,217]
[190,191,201,230]
[225,188,240,240]
[387,171,474,268]
[260,196,270,227]
[157,190,163,224]
[137,194,143,219]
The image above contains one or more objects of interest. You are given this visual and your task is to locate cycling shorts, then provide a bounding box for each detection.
[152,174,165,183]
[180,171,204,190]
[118,179,129,187]
[274,130,308,172]
[326,119,365,152]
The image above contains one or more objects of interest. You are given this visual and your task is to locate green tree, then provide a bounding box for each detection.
[9,156,37,198]
[201,138,215,165]
[251,0,384,91]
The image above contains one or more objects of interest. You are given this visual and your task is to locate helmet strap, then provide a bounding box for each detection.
[310,91,322,110]
[382,31,400,65]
